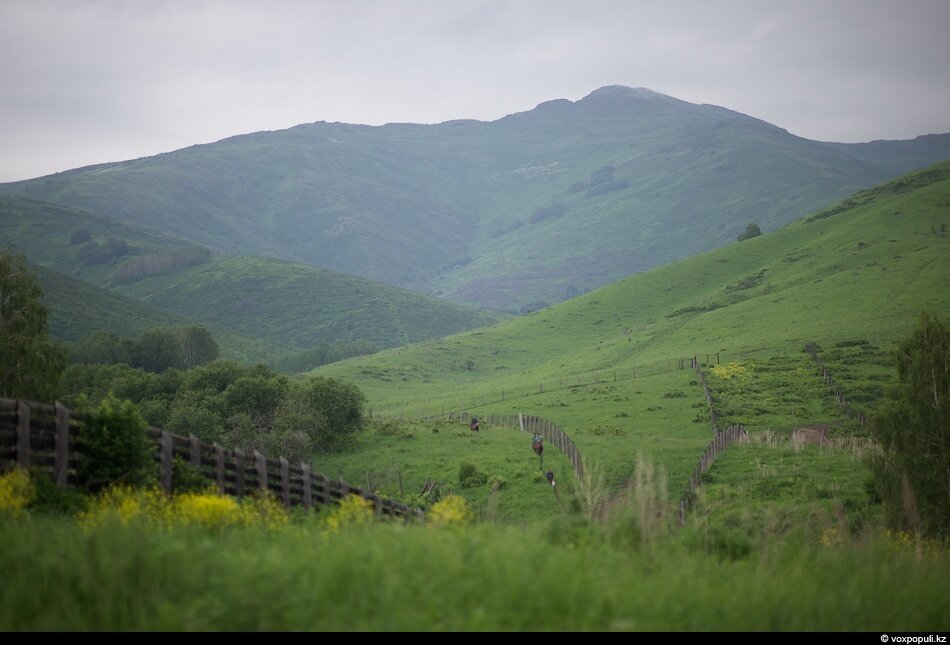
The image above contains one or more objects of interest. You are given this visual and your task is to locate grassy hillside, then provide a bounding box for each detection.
[315,161,950,498]
[1,194,500,359]
[0,193,209,288]
[28,260,291,364]
[4,86,948,311]
[113,255,501,353]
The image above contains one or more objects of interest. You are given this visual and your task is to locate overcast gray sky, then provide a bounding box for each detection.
[2,0,949,183]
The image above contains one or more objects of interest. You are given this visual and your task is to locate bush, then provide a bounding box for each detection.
[29,469,87,515]
[427,494,474,526]
[0,469,35,518]
[75,396,154,492]
[304,376,366,450]
[737,223,762,241]
[458,461,488,488]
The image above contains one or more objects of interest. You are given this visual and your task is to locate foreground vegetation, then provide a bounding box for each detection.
[0,490,946,631]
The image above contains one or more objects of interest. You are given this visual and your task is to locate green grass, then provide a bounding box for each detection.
[691,433,879,539]
[704,352,845,434]
[1,515,946,630]
[318,160,950,423]
[314,418,574,522]
[808,339,898,411]
[311,161,949,520]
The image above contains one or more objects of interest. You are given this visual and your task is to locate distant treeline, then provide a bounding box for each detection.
[68,227,211,282]
[67,326,219,373]
[271,339,377,374]
[114,247,211,284]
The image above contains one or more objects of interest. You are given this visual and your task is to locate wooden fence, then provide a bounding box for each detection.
[679,358,746,522]
[0,398,423,521]
[803,343,870,427]
[422,411,585,483]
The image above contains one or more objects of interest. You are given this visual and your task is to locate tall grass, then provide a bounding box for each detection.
[0,514,946,631]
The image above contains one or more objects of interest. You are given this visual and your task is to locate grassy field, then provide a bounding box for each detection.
[314,417,574,522]
[3,164,948,631]
[1,512,946,631]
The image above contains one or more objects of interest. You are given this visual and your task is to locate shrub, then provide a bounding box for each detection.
[427,494,474,526]
[458,461,488,488]
[737,223,762,241]
[75,396,154,492]
[325,494,374,531]
[488,474,508,491]
[0,469,35,518]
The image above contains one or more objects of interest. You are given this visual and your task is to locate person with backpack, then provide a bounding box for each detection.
[470,417,480,432]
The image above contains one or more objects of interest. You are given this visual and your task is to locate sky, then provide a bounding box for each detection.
[2,0,949,183]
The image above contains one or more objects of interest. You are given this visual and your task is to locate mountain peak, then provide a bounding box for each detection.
[584,85,666,99]
[572,85,685,115]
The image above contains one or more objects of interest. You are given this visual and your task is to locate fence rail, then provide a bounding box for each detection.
[803,343,870,427]
[0,398,423,521]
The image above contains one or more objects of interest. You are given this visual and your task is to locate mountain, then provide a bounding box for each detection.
[3,85,949,311]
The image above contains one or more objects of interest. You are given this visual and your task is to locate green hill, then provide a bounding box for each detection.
[4,86,948,311]
[1,194,501,360]
[319,160,950,402]
[313,161,950,497]
[0,193,210,288]
[27,260,291,364]
[112,255,501,353]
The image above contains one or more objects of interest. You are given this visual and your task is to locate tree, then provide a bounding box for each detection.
[870,312,950,538]
[0,249,65,400]
[303,376,366,450]
[75,395,154,492]
[69,331,133,365]
[737,223,762,241]
[176,325,219,369]
[133,328,183,373]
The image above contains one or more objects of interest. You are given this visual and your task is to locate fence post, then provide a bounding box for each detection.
[301,463,313,509]
[213,443,226,493]
[160,431,173,493]
[254,450,267,491]
[234,448,246,498]
[321,474,332,505]
[189,434,201,469]
[279,457,290,506]
[54,401,69,486]
[16,401,30,469]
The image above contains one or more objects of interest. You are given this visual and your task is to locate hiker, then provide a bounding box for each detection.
[470,417,480,432]
[545,469,556,488]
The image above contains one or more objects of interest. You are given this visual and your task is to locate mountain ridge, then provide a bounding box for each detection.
[3,85,948,311]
